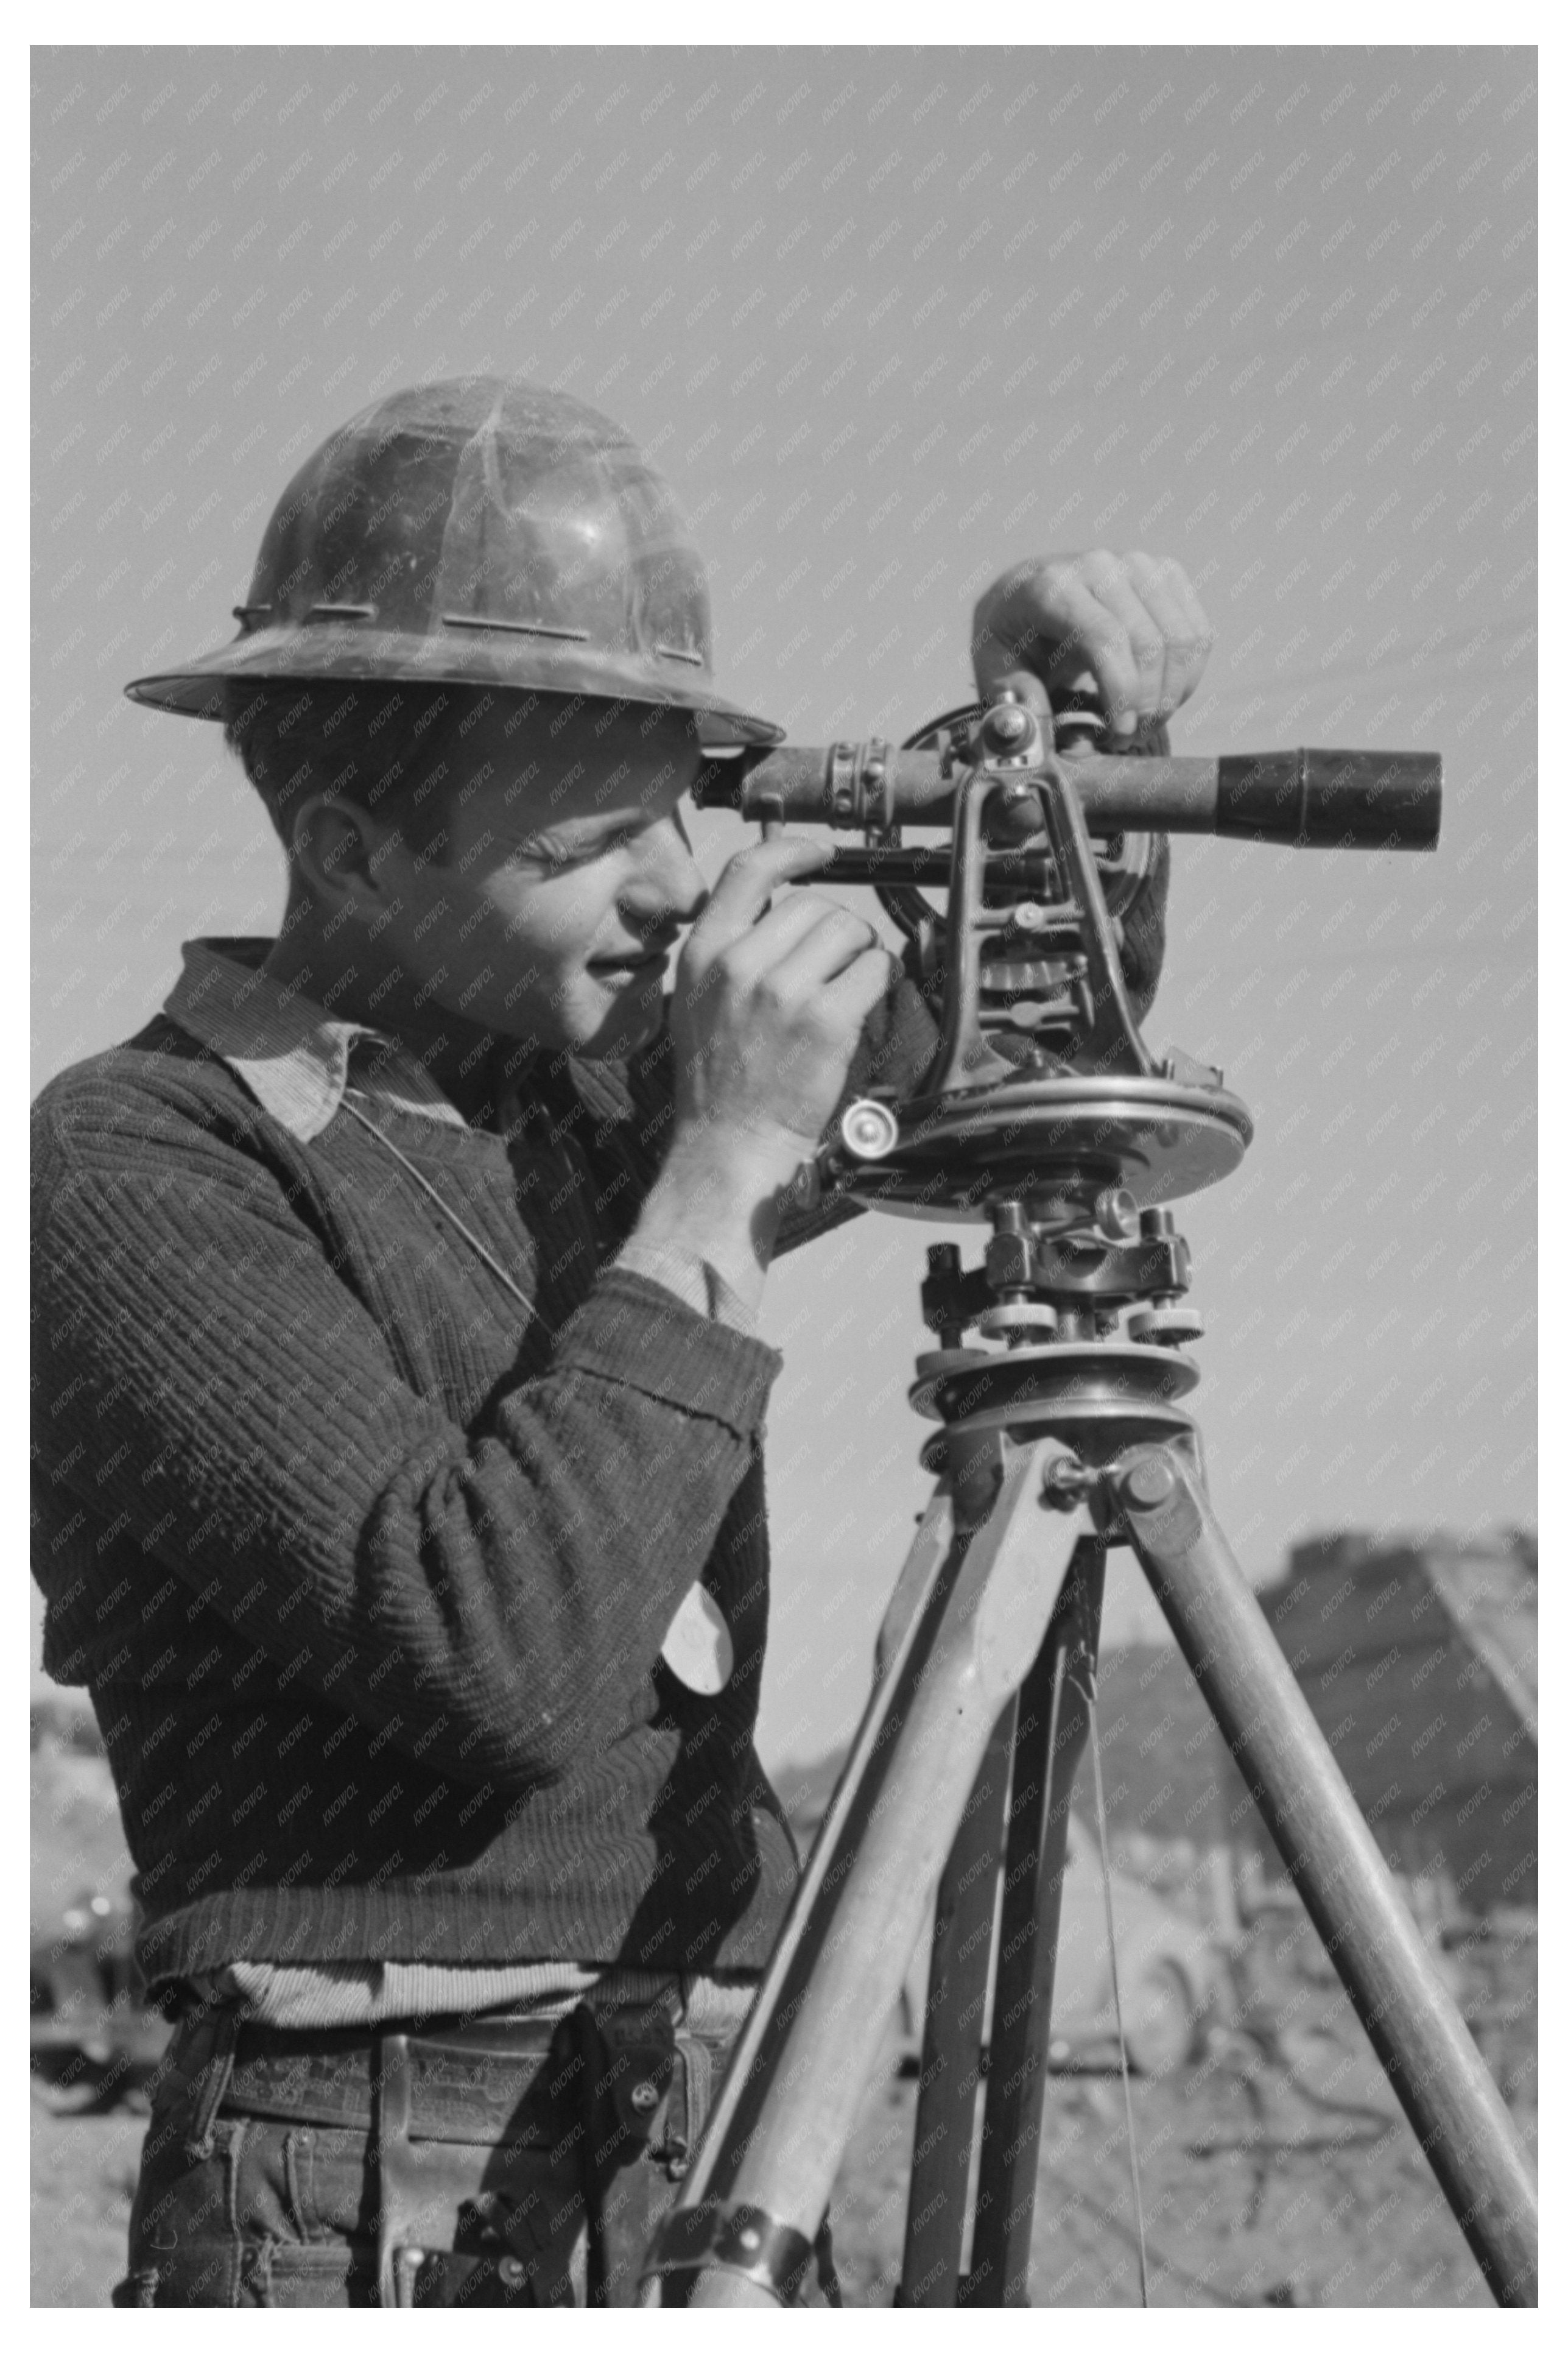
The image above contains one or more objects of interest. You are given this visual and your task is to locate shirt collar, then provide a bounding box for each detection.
[161,937,469,1143]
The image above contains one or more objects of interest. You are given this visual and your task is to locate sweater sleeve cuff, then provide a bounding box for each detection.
[552,1268,781,1438]
[612,1240,760,1338]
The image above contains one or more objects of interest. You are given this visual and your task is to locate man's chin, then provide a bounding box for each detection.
[575,984,669,1063]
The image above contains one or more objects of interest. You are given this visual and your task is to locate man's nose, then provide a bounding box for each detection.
[624,816,708,928]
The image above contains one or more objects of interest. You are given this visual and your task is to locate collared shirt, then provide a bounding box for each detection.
[161,936,753,1334]
[161,934,472,1144]
[158,936,755,2028]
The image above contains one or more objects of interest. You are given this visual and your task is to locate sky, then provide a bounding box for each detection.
[31,45,1537,1766]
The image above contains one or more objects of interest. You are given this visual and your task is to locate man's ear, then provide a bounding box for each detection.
[287,792,388,907]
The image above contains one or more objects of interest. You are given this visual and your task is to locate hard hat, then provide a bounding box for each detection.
[125,377,782,747]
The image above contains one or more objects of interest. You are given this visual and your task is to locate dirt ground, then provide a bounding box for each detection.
[31,1705,1536,2308]
[828,1905,1537,2309]
[32,1891,1535,2309]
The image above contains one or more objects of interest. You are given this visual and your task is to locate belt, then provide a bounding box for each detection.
[220,2013,575,2142]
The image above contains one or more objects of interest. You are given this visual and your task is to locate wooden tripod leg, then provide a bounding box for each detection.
[656,1438,1092,2309]
[898,1702,1013,2307]
[1118,1447,1538,2309]
[968,1536,1106,2306]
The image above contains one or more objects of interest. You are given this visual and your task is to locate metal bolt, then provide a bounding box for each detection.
[1123,1456,1177,1509]
[630,2081,659,2112]
[738,2226,762,2251]
[988,703,1031,747]
[497,2256,526,2287]
[1043,1458,1095,1509]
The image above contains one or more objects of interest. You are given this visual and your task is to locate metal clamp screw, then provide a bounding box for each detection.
[1042,1458,1098,1510]
[630,2081,660,2112]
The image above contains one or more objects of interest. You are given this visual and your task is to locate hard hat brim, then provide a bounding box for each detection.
[125,623,784,749]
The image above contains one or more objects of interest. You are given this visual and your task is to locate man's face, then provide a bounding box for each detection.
[366,695,709,1060]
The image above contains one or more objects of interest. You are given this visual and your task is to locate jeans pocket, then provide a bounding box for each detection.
[281,2125,373,2243]
[237,2242,374,2309]
[125,2113,245,2303]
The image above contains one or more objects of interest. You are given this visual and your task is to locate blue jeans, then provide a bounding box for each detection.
[113,1996,838,2308]
[114,2103,590,2306]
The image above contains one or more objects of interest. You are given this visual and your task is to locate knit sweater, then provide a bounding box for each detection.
[29,991,935,1988]
[32,846,1168,1994]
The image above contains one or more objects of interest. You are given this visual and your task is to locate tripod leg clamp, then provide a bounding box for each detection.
[641,2199,817,2305]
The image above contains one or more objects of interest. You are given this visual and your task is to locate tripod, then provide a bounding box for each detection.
[644,703,1538,2309]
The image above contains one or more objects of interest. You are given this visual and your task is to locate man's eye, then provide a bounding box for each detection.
[511,839,578,870]
[515,827,636,871]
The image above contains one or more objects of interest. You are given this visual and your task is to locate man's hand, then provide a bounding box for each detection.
[971,550,1213,738]
[633,836,894,1307]
[670,835,894,1163]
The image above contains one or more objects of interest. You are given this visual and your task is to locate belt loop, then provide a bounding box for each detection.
[181,1999,241,2162]
[375,2031,420,2310]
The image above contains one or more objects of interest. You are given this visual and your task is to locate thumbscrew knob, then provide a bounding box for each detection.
[986,703,1032,749]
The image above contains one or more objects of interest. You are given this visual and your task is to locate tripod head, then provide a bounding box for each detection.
[697,694,1442,1463]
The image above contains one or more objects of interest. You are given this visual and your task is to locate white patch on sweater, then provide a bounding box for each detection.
[660,1582,734,1694]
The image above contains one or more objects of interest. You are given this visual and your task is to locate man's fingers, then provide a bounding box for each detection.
[1078,553,1180,734]
[973,551,1212,738]
[759,907,890,1001]
[717,891,870,984]
[971,563,1052,699]
[804,941,902,1064]
[687,836,829,957]
[814,940,901,1032]
[1029,574,1149,728]
[1125,552,1213,718]
[976,568,1147,727]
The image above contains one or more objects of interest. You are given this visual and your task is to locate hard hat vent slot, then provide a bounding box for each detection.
[441,613,590,643]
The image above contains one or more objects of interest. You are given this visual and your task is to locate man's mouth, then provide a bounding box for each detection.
[588,947,671,981]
